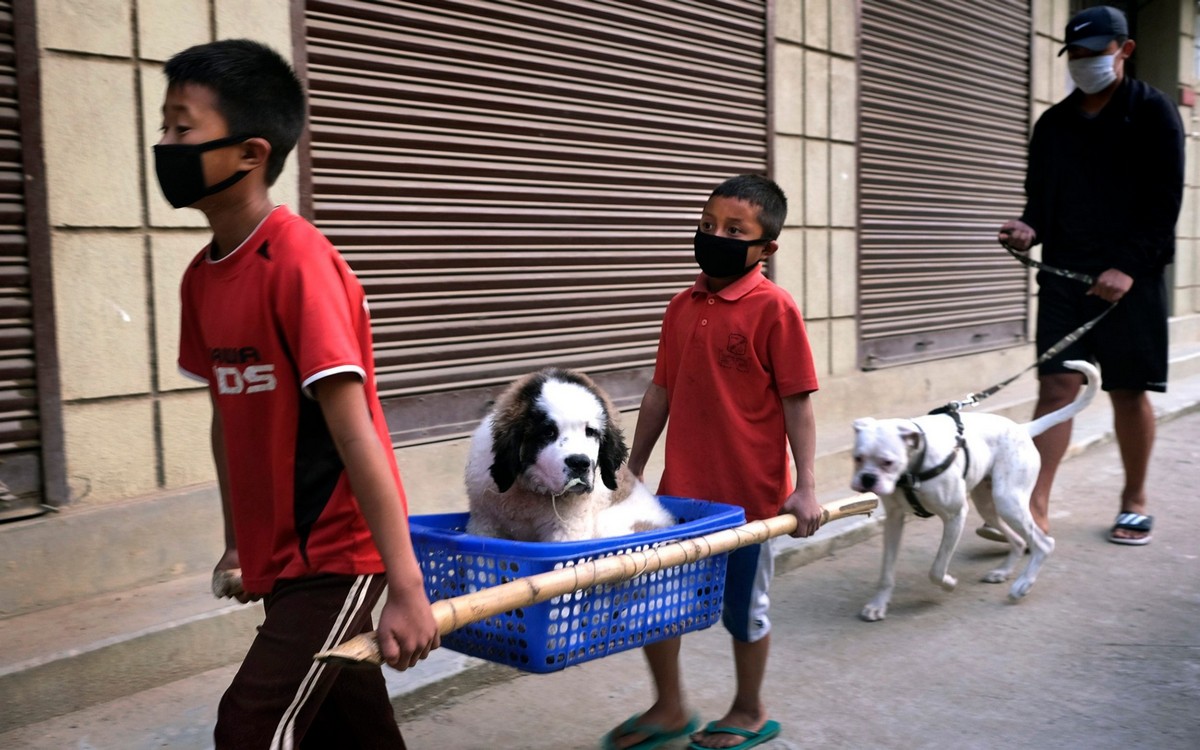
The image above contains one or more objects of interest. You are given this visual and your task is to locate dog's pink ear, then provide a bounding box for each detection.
[897,424,922,452]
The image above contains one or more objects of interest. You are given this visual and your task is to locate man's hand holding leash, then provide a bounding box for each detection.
[998,219,1036,253]
[999,219,1131,303]
[1087,268,1133,303]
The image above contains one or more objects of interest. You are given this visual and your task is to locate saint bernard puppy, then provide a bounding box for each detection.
[465,368,675,542]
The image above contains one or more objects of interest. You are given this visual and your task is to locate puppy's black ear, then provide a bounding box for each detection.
[489,418,524,493]
[597,419,629,491]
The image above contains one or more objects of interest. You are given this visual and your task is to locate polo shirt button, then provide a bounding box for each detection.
[701,319,708,326]
[707,298,715,305]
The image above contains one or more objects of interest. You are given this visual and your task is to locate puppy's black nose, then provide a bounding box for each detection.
[859,474,877,490]
[564,454,592,474]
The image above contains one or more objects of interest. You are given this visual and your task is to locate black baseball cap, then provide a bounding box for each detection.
[1059,6,1128,56]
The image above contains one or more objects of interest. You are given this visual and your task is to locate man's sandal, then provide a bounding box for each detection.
[976,524,1007,543]
[1107,512,1153,546]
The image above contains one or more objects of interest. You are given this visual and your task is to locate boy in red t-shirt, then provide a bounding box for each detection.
[157,40,438,748]
[603,175,820,750]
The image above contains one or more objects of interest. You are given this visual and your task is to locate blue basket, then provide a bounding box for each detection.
[408,496,745,673]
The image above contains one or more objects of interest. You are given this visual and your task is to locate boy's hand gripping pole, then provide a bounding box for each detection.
[313,493,879,668]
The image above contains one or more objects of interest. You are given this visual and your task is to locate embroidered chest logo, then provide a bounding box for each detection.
[211,347,277,395]
[718,333,750,372]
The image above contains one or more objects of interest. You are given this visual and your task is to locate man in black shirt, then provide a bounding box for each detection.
[998,5,1183,546]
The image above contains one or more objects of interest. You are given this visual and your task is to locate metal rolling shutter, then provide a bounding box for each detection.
[859,0,1031,368]
[303,0,767,444]
[0,0,47,520]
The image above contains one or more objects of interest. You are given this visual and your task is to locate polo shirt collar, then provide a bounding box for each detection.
[690,266,767,301]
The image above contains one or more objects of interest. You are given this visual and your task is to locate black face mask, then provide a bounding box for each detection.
[153,134,255,208]
[693,230,770,279]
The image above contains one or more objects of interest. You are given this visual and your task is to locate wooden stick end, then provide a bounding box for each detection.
[314,632,384,668]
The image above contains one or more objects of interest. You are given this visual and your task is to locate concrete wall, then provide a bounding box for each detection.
[773,0,859,382]
[1033,2,1074,121]
[37,0,297,505]
[1171,0,1200,315]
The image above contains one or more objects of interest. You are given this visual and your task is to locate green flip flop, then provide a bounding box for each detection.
[687,719,781,750]
[602,712,701,750]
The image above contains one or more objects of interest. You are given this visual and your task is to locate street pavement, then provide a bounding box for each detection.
[399,410,1200,750]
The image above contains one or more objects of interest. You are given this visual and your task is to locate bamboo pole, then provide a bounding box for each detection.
[314,493,878,668]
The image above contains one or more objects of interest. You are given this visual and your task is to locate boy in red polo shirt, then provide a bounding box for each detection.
[158,40,438,748]
[603,175,820,750]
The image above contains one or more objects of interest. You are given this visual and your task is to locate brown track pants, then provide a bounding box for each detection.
[214,573,405,749]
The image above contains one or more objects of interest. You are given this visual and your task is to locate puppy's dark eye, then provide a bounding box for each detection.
[880,460,894,469]
[853,456,863,465]
[532,422,557,442]
[585,426,600,439]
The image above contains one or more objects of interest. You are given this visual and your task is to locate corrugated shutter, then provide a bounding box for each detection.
[303,0,767,444]
[0,0,42,520]
[859,0,1031,368]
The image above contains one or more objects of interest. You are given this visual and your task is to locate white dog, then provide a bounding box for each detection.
[465,368,674,542]
[850,359,1099,621]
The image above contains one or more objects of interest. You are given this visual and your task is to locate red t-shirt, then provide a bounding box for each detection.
[178,206,399,594]
[652,269,819,521]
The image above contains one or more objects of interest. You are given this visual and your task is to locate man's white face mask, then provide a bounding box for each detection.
[1068,52,1118,94]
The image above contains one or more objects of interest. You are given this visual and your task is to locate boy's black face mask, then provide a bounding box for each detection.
[153,134,255,208]
[693,230,770,279]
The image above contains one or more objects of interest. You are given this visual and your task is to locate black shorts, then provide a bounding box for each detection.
[1036,271,1168,392]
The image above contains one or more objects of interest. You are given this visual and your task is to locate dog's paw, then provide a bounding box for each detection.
[982,568,1012,584]
[930,572,957,591]
[1008,576,1035,601]
[860,599,889,622]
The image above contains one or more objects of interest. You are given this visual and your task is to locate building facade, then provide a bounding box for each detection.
[4,0,1199,612]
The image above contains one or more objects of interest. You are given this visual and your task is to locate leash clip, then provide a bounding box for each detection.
[928,394,976,416]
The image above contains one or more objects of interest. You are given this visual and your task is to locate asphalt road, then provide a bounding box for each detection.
[399,410,1200,750]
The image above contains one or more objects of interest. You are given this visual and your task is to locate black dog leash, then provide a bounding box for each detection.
[1000,241,1097,285]
[929,241,1116,414]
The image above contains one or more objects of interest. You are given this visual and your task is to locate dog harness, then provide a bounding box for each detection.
[895,410,971,518]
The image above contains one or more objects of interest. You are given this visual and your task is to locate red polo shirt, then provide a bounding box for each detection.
[653,269,818,521]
